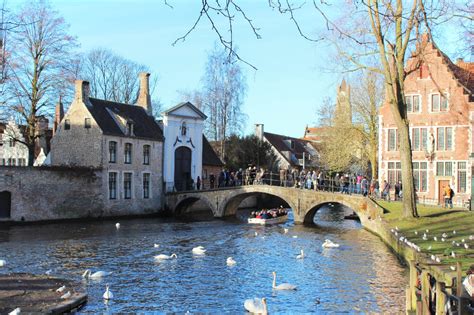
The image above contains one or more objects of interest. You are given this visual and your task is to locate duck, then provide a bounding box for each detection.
[244,297,267,314]
[115,223,120,229]
[103,284,113,300]
[154,253,177,260]
[192,246,206,255]
[450,266,456,271]
[56,285,66,293]
[226,257,236,266]
[0,259,6,267]
[8,308,21,315]
[82,269,112,279]
[322,239,340,248]
[60,291,71,299]
[272,271,297,290]
[296,249,304,259]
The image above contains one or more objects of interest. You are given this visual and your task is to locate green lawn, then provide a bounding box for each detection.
[377,200,474,272]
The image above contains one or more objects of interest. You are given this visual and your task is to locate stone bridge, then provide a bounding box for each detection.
[165,185,383,224]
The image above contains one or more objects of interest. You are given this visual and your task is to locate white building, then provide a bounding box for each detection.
[161,102,207,192]
[0,120,29,166]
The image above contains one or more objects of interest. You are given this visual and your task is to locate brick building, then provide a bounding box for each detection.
[378,36,473,206]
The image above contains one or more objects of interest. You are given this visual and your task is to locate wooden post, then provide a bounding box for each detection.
[456,261,462,296]
[435,281,446,315]
[421,270,430,315]
[408,261,418,311]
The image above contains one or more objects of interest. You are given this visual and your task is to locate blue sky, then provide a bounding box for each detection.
[28,0,462,138]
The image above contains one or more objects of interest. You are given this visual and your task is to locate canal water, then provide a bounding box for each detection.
[0,206,408,313]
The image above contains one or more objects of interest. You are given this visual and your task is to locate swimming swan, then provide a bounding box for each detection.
[226,257,236,266]
[60,291,71,299]
[8,308,20,315]
[0,259,6,267]
[192,246,207,255]
[115,223,120,229]
[56,285,66,293]
[244,297,267,314]
[296,249,304,259]
[103,284,113,300]
[272,271,297,290]
[154,253,177,260]
[322,239,340,248]
[82,269,112,279]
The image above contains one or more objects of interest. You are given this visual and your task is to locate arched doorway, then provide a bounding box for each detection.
[0,191,11,218]
[174,146,192,191]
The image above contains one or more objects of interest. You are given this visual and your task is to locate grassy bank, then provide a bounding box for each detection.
[377,200,474,272]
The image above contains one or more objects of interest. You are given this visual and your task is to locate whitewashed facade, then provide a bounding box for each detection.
[162,102,206,192]
[0,120,29,166]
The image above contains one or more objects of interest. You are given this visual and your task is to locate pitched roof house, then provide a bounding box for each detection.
[255,124,319,171]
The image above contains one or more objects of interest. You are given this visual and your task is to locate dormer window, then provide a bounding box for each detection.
[126,121,134,136]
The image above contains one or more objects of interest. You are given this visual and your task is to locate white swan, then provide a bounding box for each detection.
[322,239,340,248]
[115,223,120,229]
[45,269,53,275]
[154,244,160,248]
[8,308,20,315]
[56,285,66,293]
[244,297,267,314]
[154,253,177,260]
[226,257,236,266]
[296,249,304,259]
[60,291,71,299]
[272,271,297,290]
[103,284,113,300]
[0,259,6,267]
[82,269,112,279]
[192,246,206,255]
[283,228,289,234]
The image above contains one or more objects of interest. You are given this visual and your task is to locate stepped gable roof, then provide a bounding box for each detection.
[202,135,223,166]
[88,98,163,141]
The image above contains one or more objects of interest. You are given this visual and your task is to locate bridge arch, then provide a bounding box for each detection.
[219,191,294,217]
[174,195,216,217]
[303,201,357,224]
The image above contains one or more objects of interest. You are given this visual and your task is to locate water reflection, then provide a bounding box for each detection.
[0,206,407,313]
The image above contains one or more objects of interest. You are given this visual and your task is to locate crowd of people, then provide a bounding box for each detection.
[195,166,414,203]
[248,207,288,219]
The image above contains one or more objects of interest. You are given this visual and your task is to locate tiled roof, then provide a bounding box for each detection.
[88,98,163,141]
[202,135,223,166]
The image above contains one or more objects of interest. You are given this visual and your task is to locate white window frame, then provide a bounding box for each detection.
[429,92,449,113]
[405,94,422,113]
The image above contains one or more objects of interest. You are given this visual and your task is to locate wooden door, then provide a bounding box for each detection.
[174,146,192,191]
[438,180,449,206]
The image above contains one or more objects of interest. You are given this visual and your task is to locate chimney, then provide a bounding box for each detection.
[53,96,64,136]
[255,124,264,141]
[136,72,152,115]
[75,80,91,106]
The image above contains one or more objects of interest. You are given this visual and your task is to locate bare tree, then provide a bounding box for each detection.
[201,45,247,160]
[80,48,157,105]
[5,0,78,166]
[351,72,384,179]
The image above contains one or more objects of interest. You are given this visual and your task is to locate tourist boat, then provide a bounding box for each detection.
[248,214,288,225]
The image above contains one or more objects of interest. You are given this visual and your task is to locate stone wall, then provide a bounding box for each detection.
[0,166,163,222]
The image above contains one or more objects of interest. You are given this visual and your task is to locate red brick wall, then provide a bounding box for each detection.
[378,39,473,206]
